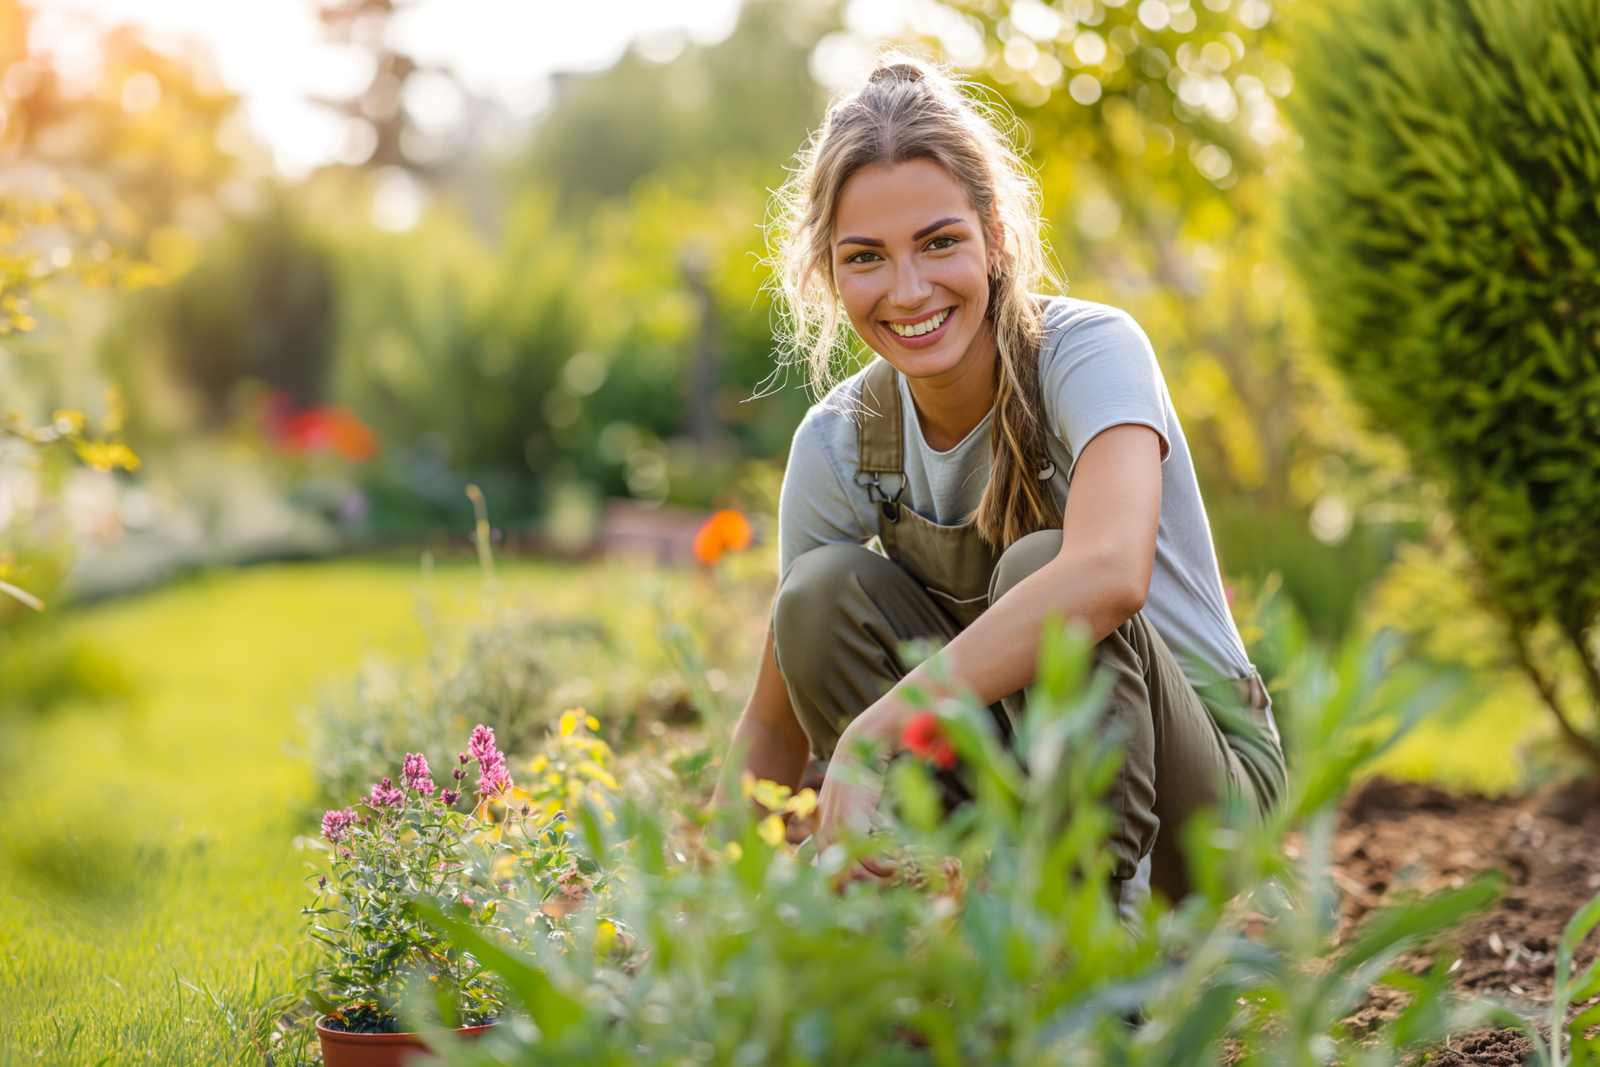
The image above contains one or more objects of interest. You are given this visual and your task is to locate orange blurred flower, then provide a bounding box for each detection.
[261,391,380,463]
[693,509,753,565]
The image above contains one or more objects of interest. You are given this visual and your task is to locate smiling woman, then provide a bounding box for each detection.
[722,56,1286,907]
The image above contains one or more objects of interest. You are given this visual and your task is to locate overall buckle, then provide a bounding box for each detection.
[858,472,905,523]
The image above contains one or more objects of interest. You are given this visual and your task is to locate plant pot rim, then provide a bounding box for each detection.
[315,1016,496,1043]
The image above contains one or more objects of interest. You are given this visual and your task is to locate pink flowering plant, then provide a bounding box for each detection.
[302,723,618,1034]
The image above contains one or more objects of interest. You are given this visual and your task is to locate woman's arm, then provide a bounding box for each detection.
[814,423,1164,843]
[712,618,810,806]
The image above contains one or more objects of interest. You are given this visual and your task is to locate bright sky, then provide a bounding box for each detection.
[29,0,745,177]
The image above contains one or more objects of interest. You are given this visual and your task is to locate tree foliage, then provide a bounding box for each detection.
[1286,0,1600,761]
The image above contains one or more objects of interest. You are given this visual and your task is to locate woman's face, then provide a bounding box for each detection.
[833,158,1000,383]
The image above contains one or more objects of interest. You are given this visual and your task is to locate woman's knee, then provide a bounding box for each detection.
[773,544,894,669]
[989,529,1063,603]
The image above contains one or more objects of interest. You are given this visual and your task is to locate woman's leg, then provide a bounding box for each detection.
[773,544,961,761]
[989,531,1258,903]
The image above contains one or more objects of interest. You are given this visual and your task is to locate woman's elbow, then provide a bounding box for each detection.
[1114,577,1149,622]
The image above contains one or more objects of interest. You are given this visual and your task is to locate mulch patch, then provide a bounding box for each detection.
[1331,775,1600,1063]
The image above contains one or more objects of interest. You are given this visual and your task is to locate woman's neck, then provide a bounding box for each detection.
[901,322,999,453]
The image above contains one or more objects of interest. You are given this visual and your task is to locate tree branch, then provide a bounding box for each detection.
[1510,621,1600,774]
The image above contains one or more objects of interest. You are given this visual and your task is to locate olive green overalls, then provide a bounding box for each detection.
[772,357,1286,902]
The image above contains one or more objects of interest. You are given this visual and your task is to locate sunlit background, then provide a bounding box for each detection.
[0,0,1579,1057]
[0,0,1547,777]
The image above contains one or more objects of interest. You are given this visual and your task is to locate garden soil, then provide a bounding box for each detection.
[1333,776,1600,1064]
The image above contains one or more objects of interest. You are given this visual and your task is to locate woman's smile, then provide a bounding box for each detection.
[884,307,953,347]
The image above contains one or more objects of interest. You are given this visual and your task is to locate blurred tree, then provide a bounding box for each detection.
[324,190,586,527]
[0,21,246,264]
[105,199,336,431]
[1287,0,1600,766]
[0,3,167,621]
[312,0,478,173]
[314,0,829,526]
[523,0,829,210]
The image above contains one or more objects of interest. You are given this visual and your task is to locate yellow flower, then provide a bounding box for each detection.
[750,778,791,813]
[757,815,787,848]
[783,788,818,819]
[594,920,617,957]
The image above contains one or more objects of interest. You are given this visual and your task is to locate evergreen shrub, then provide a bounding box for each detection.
[1286,0,1600,761]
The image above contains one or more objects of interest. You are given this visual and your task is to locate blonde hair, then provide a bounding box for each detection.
[768,54,1064,549]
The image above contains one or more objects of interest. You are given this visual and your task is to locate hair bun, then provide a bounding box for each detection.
[869,62,926,85]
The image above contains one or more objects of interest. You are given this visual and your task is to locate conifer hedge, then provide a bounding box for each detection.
[1286,0,1600,762]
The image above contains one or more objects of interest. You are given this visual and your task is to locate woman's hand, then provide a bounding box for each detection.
[813,691,914,879]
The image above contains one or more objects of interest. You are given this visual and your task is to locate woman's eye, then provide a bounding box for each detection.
[846,250,881,264]
[926,235,957,251]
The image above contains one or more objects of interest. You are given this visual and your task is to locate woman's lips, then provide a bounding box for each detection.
[883,307,954,350]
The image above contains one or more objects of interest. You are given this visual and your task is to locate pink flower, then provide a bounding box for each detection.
[468,724,513,797]
[402,753,435,795]
[440,789,460,807]
[468,725,496,762]
[556,866,592,902]
[368,776,404,810]
[321,807,358,843]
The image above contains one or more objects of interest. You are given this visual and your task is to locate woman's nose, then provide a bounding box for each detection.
[888,258,932,309]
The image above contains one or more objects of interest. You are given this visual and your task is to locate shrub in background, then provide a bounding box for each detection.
[1286,0,1600,766]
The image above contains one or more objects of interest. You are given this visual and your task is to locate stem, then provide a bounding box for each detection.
[465,484,495,585]
[1510,621,1600,775]
[0,578,44,611]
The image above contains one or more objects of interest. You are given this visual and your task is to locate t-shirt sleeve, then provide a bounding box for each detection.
[1041,304,1172,477]
[777,413,871,577]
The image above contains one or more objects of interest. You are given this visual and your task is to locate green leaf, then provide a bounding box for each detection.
[412,895,582,1040]
[1557,887,1600,992]
[306,988,341,1017]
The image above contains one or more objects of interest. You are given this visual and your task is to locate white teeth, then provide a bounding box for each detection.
[890,309,948,338]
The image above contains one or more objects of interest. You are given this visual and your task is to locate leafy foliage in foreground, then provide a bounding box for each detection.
[1286,0,1600,765]
[412,616,1524,1066]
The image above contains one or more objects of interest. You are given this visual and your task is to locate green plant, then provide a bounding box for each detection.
[1286,0,1600,766]
[415,610,1506,1066]
[303,723,616,1033]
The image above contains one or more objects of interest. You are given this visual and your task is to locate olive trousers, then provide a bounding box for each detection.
[772,532,1275,903]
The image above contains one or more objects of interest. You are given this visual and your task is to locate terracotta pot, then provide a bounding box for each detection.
[315,1018,493,1067]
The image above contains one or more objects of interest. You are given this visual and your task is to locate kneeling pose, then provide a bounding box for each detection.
[719,57,1284,904]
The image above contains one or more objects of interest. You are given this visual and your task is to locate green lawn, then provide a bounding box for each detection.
[0,563,438,1064]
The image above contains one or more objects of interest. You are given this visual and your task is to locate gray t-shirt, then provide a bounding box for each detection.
[777,295,1253,688]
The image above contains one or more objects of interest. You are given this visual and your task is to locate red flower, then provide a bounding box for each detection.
[260,391,380,463]
[902,712,957,771]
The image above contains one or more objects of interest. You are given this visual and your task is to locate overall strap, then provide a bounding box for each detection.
[856,359,907,534]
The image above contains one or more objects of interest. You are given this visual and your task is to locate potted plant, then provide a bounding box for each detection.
[303,721,616,1067]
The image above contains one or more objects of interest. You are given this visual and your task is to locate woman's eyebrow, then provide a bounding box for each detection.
[913,216,966,240]
[836,234,883,248]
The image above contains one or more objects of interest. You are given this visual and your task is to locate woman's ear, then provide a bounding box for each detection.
[987,218,1007,272]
